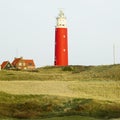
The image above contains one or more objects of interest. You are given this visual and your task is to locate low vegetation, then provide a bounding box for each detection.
[0,64,120,81]
[0,92,120,119]
[0,64,120,119]
[0,81,119,102]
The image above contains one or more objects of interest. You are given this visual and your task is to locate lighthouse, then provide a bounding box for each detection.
[54,10,68,66]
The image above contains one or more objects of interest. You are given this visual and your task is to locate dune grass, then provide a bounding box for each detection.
[0,92,120,119]
[0,65,120,119]
[0,80,119,119]
[0,80,119,102]
[0,116,104,120]
[0,64,120,81]
[36,115,104,120]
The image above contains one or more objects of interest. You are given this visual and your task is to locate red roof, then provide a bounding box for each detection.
[1,61,9,69]
[12,57,35,67]
[24,60,35,66]
[12,58,22,66]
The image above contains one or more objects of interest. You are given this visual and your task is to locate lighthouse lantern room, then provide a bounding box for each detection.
[54,10,68,66]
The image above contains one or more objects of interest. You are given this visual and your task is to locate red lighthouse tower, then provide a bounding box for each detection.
[54,10,68,66]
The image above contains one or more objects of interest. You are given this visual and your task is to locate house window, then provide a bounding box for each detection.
[19,62,22,66]
[18,67,21,69]
[7,64,10,67]
[24,67,27,70]
[23,63,25,66]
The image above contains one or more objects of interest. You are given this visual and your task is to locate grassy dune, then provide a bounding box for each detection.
[0,92,120,119]
[0,116,103,120]
[39,116,103,120]
[0,65,120,119]
[0,80,119,102]
[0,64,120,81]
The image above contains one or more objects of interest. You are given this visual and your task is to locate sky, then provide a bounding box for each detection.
[0,0,120,67]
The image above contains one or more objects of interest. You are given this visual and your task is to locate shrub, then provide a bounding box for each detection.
[62,66,73,71]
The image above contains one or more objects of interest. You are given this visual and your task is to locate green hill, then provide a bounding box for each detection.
[0,64,120,81]
[0,64,120,119]
[0,92,120,119]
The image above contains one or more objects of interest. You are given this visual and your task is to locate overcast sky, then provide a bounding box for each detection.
[0,0,120,67]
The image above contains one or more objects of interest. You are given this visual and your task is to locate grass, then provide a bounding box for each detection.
[69,81,120,102]
[0,116,104,120]
[0,92,120,119]
[0,65,120,119]
[0,64,120,81]
[35,115,104,120]
[0,80,119,102]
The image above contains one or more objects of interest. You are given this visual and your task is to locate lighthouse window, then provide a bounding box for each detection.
[63,49,66,52]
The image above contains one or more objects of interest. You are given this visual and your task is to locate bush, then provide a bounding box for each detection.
[62,66,73,71]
